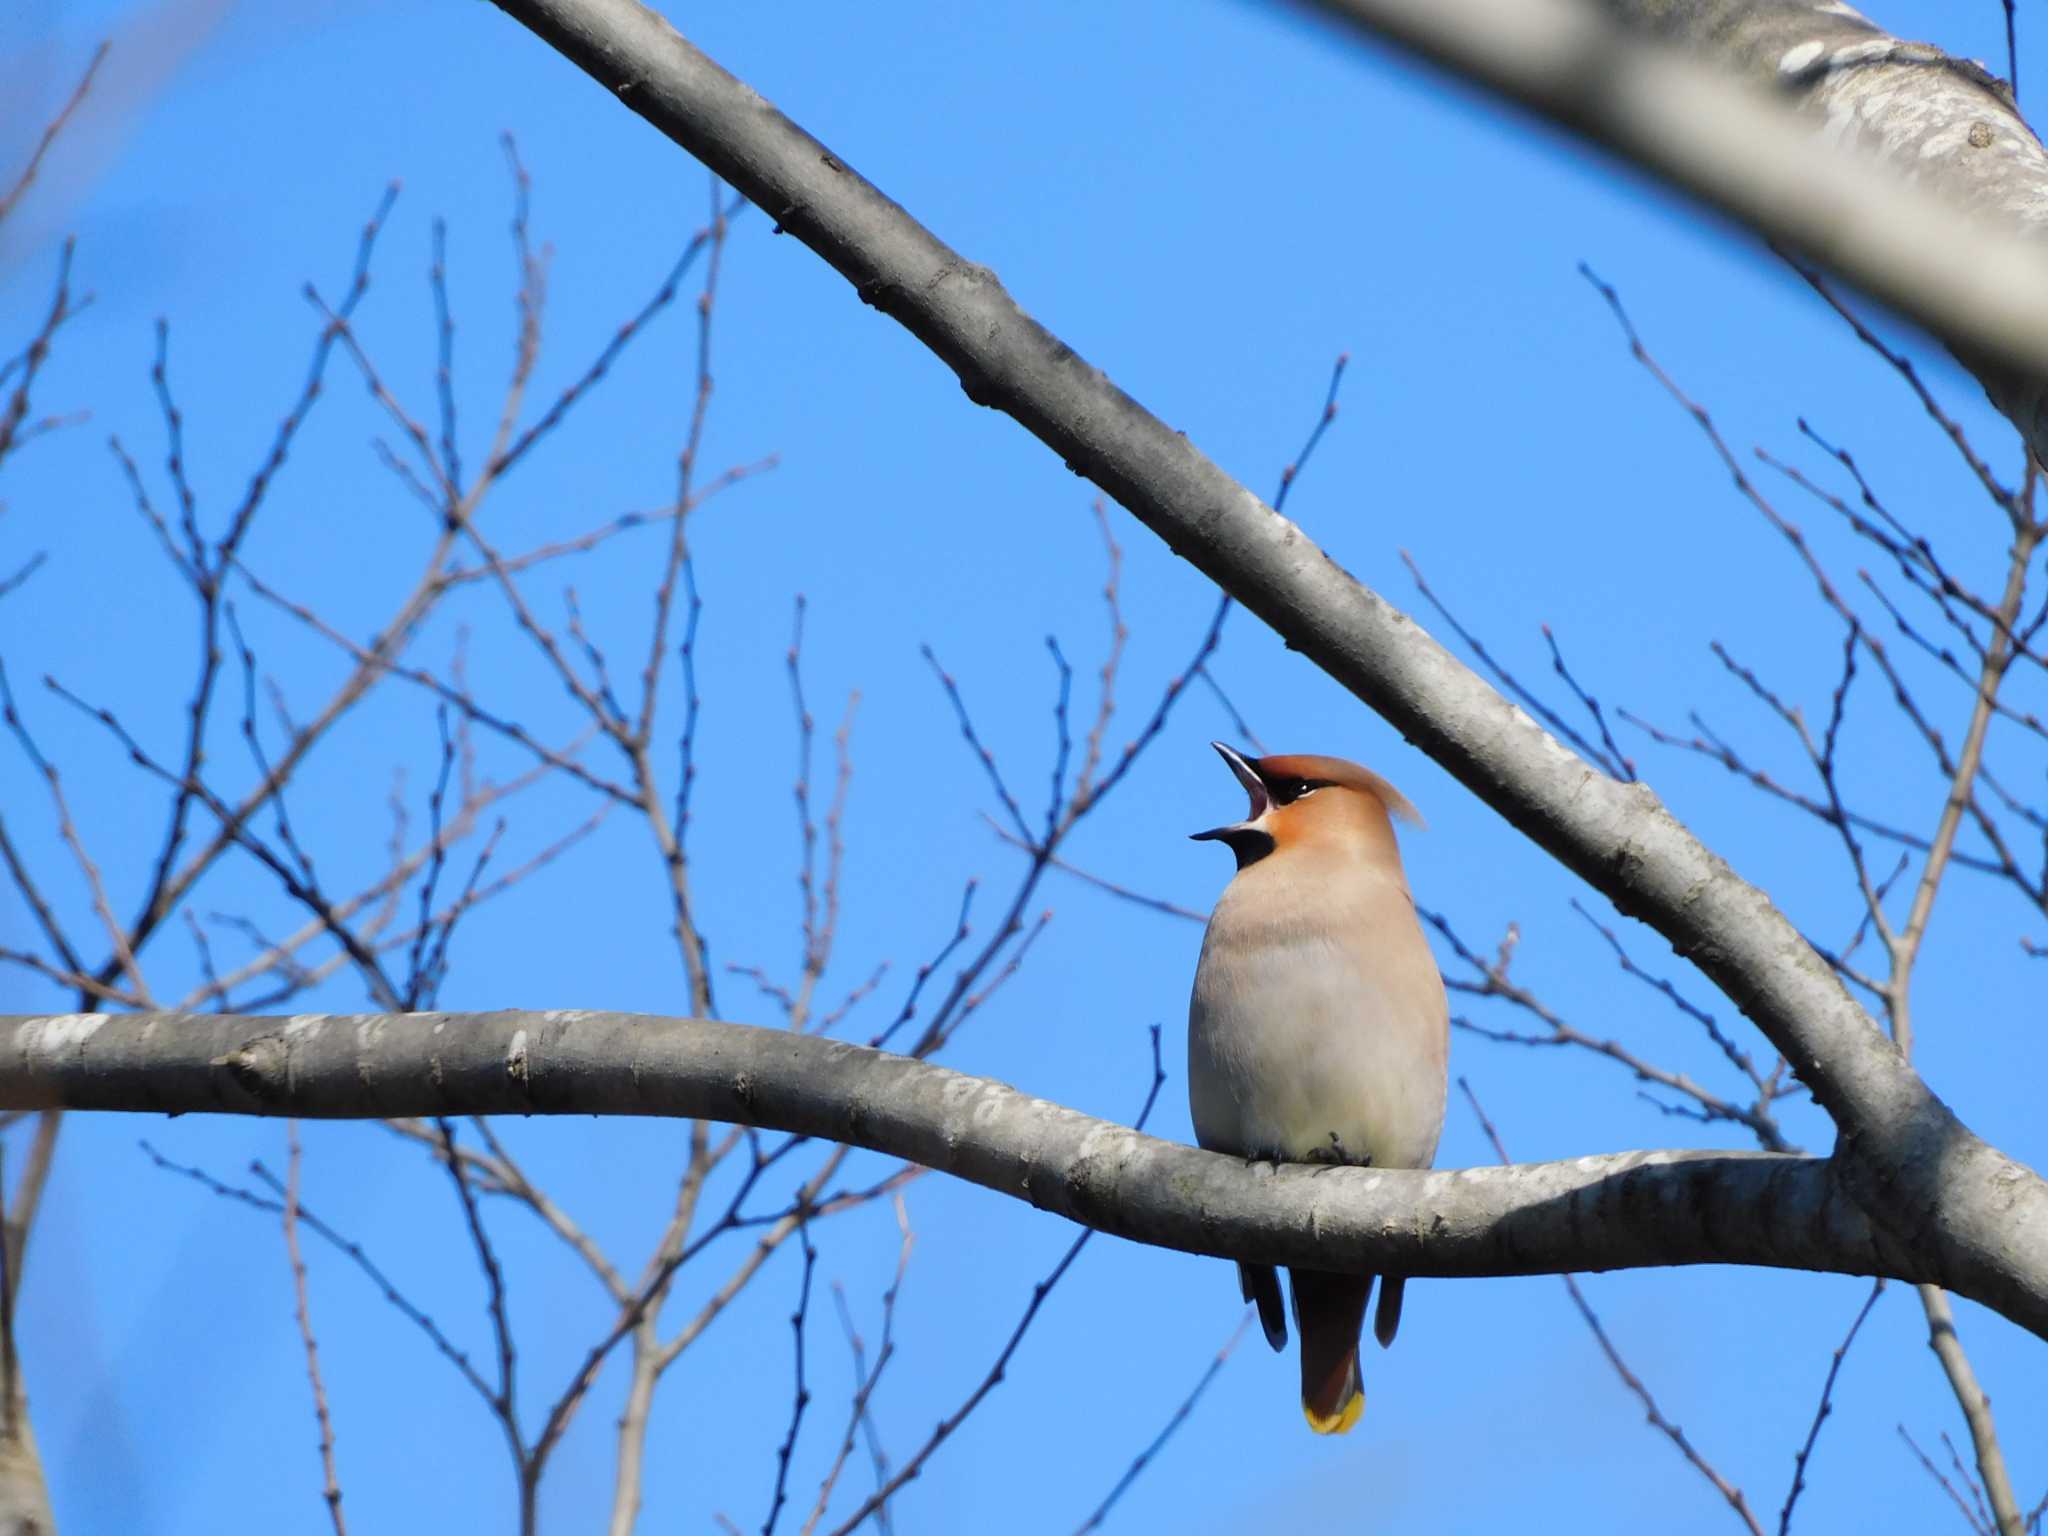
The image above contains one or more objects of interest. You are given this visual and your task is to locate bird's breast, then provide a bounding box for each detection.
[1187,873,1446,1170]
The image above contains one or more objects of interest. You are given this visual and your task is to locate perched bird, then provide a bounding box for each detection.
[1187,741,1448,1435]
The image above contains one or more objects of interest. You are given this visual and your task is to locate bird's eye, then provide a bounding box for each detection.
[1271,778,1330,805]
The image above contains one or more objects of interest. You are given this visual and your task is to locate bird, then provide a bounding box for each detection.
[1187,740,1448,1435]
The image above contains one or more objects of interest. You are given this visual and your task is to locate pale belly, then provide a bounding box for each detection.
[1188,927,1444,1170]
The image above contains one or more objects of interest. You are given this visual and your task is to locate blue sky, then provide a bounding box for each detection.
[3,2,2043,1532]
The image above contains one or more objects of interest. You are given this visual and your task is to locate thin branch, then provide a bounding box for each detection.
[282,1124,349,1536]
[0,660,155,1005]
[823,1025,1170,1536]
[1901,1424,1995,1536]
[143,1142,497,1405]
[1789,268,2014,520]
[922,645,1032,845]
[986,817,1206,924]
[1460,1078,1764,1536]
[1269,352,1347,515]
[802,1196,912,1536]
[0,43,108,224]
[762,1222,819,1536]
[1070,1313,1251,1535]
[432,1117,522,1466]
[1401,550,1632,781]
[1917,1286,2026,1536]
[1777,1279,1885,1536]
[1424,907,1792,1153]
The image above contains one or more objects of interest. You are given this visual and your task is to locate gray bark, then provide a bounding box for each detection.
[1,1009,1950,1302]
[1605,0,2048,469]
[478,0,2048,1340]
[0,1412,52,1536]
[1301,0,2048,462]
[0,1276,50,1536]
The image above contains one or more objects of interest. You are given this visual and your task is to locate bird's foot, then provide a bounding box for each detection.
[1305,1133,1373,1172]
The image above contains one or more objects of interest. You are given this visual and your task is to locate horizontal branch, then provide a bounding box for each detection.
[480,0,2048,1335]
[0,1008,1969,1306]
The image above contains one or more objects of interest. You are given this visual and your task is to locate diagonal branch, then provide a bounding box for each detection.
[473,0,2046,1326]
[1294,0,2048,463]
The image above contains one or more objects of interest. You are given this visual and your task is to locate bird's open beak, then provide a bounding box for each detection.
[1189,740,1270,841]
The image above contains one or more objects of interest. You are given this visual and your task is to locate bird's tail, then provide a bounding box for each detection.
[1290,1268,1373,1435]
[1239,1262,1288,1351]
[1374,1275,1406,1348]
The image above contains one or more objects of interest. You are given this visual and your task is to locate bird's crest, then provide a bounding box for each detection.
[1254,753,1426,829]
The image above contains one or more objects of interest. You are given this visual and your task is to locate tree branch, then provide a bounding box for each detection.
[0,1008,1972,1315]
[477,0,2048,1338]
[1295,0,2048,462]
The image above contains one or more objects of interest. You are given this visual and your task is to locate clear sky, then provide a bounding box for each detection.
[3,2,2042,1533]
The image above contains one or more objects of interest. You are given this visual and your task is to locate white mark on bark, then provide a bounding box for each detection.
[973,1088,1033,1130]
[18,1013,104,1059]
[1817,0,1869,15]
[1831,40,1893,68]
[1780,41,1826,76]
[506,1028,530,1082]
[1076,1121,1145,1164]
[938,1074,990,1116]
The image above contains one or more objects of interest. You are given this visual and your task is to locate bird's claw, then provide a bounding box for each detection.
[1305,1132,1372,1173]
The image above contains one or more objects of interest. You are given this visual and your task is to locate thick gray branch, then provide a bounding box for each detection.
[1303,0,2048,460]
[478,0,2048,1332]
[2,1009,1962,1305]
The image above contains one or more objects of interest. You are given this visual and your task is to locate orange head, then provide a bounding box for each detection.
[1189,741,1422,871]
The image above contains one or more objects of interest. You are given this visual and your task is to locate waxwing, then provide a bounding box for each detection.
[1188,741,1448,1433]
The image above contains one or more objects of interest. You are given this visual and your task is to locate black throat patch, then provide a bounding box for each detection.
[1217,827,1275,871]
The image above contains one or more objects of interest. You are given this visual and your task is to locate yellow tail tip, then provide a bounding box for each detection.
[1302,1388,1365,1436]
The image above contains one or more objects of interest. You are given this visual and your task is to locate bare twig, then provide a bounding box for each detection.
[145,1143,498,1405]
[1270,352,1347,515]
[803,1197,913,1536]
[1425,908,1792,1152]
[1461,1079,1763,1536]
[985,816,1206,923]
[1788,267,2015,521]
[1778,1279,1885,1536]
[1918,1287,2025,1536]
[1071,1313,1252,1534]
[1900,1424,1995,1536]
[0,43,108,225]
[824,1026,1169,1536]
[763,1223,820,1536]
[432,1117,525,1487]
[923,645,1033,844]
[282,1124,349,1536]
[1402,550,1632,781]
[0,243,88,473]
